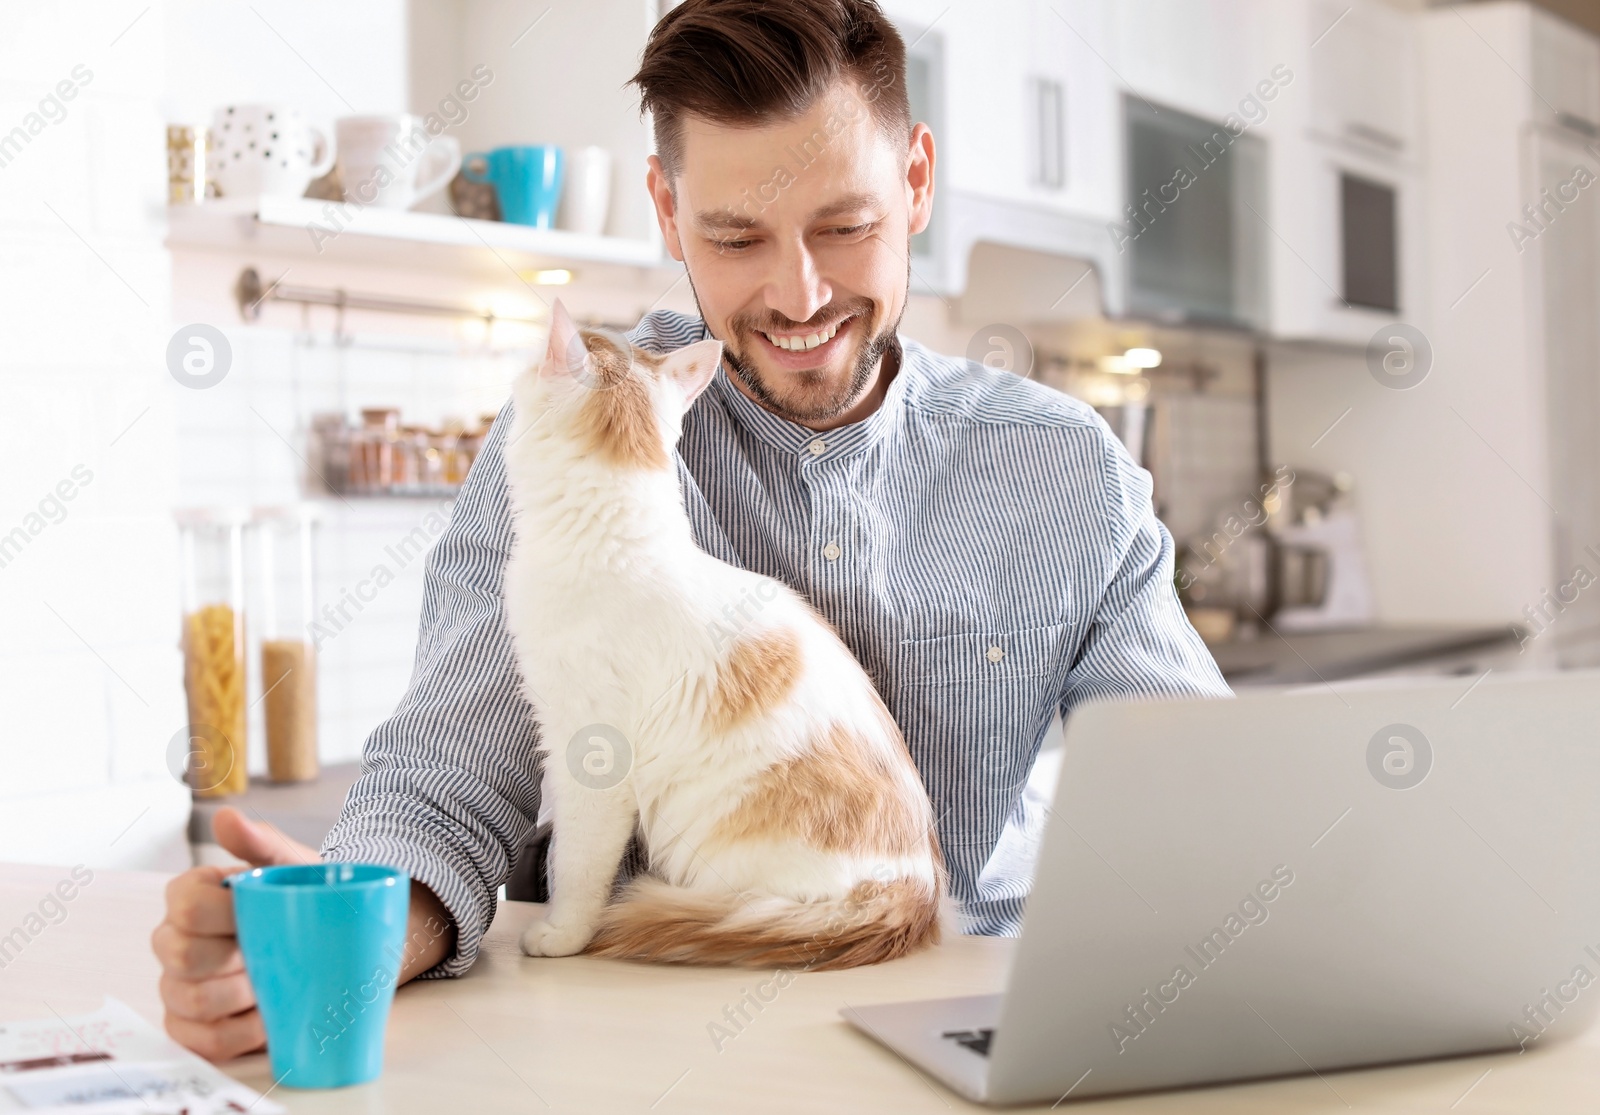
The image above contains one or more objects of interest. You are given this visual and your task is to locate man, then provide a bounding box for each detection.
[153,0,1230,1060]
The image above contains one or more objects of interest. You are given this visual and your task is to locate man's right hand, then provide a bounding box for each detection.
[150,807,321,1061]
[151,807,459,1062]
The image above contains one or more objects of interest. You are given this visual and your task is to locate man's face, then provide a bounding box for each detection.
[647,79,934,426]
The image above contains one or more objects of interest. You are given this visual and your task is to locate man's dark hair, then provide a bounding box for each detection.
[629,0,912,182]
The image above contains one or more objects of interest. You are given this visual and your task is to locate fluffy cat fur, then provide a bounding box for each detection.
[501,299,946,970]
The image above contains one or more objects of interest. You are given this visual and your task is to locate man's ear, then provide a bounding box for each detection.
[661,338,722,409]
[906,122,936,237]
[645,154,686,263]
[542,298,582,378]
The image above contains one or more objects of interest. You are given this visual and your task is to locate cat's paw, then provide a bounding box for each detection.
[519,918,594,958]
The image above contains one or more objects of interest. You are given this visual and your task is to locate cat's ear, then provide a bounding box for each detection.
[541,298,583,379]
[661,338,723,409]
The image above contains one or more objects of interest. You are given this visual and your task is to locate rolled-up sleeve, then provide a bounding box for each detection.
[1060,419,1233,712]
[319,403,540,979]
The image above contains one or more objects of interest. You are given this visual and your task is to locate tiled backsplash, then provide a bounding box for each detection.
[170,328,530,772]
[1156,393,1261,544]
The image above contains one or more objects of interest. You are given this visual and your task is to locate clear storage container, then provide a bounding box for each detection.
[253,505,320,783]
[175,508,249,797]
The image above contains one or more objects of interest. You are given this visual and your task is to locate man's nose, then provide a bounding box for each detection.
[764,239,832,327]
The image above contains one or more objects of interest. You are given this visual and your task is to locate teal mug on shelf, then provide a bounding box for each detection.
[229,863,411,1089]
[461,144,564,228]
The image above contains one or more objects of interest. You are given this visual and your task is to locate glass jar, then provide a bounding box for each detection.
[393,425,420,493]
[347,425,374,494]
[419,429,446,491]
[252,505,320,783]
[360,408,400,492]
[310,412,351,494]
[175,508,250,797]
[438,417,466,486]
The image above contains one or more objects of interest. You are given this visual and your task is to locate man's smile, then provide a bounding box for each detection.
[753,314,858,370]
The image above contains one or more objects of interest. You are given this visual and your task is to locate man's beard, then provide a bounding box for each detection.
[684,253,909,424]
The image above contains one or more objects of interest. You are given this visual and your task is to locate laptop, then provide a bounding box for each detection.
[843,669,1600,1105]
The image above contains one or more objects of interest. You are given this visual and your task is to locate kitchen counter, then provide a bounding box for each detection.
[1209,624,1525,686]
[4,861,1596,1113]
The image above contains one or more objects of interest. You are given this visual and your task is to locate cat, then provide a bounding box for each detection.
[500,298,946,970]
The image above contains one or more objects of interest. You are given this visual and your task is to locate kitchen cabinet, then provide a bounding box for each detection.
[1030,0,1120,221]
[1263,132,1427,343]
[1258,0,1427,344]
[881,0,1119,221]
[1531,10,1600,132]
[1109,0,1268,124]
[1308,0,1419,156]
[882,0,1121,302]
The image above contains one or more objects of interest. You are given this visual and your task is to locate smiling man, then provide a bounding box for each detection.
[152,0,1230,1061]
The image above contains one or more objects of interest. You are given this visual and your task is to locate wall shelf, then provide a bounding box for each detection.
[165,197,682,285]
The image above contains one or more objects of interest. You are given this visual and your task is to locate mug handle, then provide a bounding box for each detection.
[460,151,491,185]
[413,135,462,204]
[305,124,336,178]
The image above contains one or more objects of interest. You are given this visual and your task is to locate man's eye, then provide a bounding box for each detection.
[712,238,753,252]
[830,222,875,237]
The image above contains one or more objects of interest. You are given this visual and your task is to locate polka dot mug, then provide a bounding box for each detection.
[208,104,334,200]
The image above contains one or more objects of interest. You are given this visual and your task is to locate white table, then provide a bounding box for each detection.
[2,862,1596,1112]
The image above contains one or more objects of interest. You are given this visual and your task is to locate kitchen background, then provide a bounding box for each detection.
[3,0,1597,873]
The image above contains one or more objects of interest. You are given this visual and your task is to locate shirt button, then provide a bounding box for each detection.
[986,645,1005,663]
[823,541,842,561]
[808,439,827,457]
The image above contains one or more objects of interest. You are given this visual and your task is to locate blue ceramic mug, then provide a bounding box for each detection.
[230,863,410,1089]
[461,145,564,227]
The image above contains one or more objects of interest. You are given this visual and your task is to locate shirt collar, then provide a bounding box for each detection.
[699,318,913,460]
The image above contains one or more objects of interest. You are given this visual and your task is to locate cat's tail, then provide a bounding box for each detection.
[584,875,949,971]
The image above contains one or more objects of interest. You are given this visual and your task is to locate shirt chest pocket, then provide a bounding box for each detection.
[888,621,1073,851]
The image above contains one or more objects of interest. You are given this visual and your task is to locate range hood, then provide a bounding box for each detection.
[917,189,1126,324]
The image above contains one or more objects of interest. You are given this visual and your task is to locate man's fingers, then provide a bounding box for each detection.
[211,806,321,867]
[150,921,245,980]
[163,868,238,937]
[162,1007,267,1063]
[159,970,256,1024]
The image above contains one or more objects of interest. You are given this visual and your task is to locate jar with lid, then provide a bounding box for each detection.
[358,407,400,493]
[252,505,320,782]
[394,424,422,492]
[175,508,250,797]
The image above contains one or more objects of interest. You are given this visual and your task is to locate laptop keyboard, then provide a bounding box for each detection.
[941,1027,994,1056]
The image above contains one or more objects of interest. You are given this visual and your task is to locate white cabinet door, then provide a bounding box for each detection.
[1110,0,1263,122]
[1027,0,1119,219]
[885,0,1117,219]
[916,0,1035,205]
[1532,8,1600,132]
[1309,0,1418,156]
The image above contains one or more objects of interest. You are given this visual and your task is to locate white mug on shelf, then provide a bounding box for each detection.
[556,146,613,236]
[208,104,334,199]
[335,114,461,209]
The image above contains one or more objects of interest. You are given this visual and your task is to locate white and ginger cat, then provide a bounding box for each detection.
[502,299,946,970]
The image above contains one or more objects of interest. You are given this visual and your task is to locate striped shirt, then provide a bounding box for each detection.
[321,309,1232,978]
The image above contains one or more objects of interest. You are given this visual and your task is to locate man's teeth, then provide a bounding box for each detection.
[762,318,844,352]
